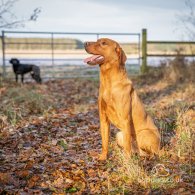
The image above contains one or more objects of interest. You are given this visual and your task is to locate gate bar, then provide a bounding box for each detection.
[3,30,140,36]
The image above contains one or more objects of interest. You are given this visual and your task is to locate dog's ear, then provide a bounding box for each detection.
[115,45,127,68]
[10,58,19,64]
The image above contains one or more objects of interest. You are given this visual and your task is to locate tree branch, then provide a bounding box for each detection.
[0,0,41,29]
[177,0,195,40]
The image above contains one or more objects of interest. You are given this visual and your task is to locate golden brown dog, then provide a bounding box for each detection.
[84,38,160,160]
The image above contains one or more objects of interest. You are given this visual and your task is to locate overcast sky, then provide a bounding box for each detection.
[9,0,194,40]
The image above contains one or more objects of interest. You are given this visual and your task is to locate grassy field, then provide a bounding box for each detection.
[1,37,194,56]
[0,66,194,194]
[0,38,83,50]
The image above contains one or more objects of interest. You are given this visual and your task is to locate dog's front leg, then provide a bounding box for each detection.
[123,118,133,157]
[98,97,110,161]
[15,74,18,82]
[117,92,137,157]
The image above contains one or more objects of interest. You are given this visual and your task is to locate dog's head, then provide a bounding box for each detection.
[31,73,42,84]
[9,58,20,65]
[84,38,127,67]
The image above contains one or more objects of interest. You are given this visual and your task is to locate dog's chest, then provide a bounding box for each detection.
[102,90,113,106]
[101,90,122,129]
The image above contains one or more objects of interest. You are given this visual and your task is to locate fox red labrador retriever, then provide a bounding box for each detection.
[84,38,160,160]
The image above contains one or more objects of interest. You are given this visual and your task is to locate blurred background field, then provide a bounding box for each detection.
[0,32,194,80]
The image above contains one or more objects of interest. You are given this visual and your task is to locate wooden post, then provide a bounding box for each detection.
[141,28,148,74]
[51,33,54,66]
[51,33,55,78]
[1,31,6,78]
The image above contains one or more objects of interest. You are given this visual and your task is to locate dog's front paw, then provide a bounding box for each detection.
[98,153,107,161]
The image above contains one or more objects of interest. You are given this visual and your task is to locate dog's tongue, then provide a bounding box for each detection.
[84,55,104,64]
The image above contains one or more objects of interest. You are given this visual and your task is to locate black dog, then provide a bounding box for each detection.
[9,58,42,83]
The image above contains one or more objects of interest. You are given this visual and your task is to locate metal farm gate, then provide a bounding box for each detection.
[1,31,141,80]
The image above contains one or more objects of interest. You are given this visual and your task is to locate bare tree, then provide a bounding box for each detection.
[177,0,195,40]
[0,0,41,29]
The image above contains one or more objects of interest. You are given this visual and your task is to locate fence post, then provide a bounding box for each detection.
[51,33,54,66]
[51,33,55,78]
[138,33,141,67]
[1,31,6,78]
[141,28,148,74]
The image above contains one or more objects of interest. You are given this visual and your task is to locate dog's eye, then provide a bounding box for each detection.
[101,41,107,46]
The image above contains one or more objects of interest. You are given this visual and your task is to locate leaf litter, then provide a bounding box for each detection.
[0,78,194,194]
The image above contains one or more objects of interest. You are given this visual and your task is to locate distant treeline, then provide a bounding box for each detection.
[0,37,140,54]
[0,38,84,50]
[0,37,194,55]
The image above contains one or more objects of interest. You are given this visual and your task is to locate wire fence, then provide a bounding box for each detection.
[0,31,141,80]
[141,29,195,72]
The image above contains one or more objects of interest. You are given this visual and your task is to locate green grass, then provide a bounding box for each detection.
[174,107,194,157]
[0,85,55,126]
[106,144,176,193]
[57,139,68,151]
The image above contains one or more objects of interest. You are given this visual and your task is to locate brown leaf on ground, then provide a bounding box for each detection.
[27,175,41,188]
[0,78,194,194]
[0,172,12,184]
[16,170,30,178]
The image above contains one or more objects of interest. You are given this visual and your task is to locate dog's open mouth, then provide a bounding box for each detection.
[84,55,104,65]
